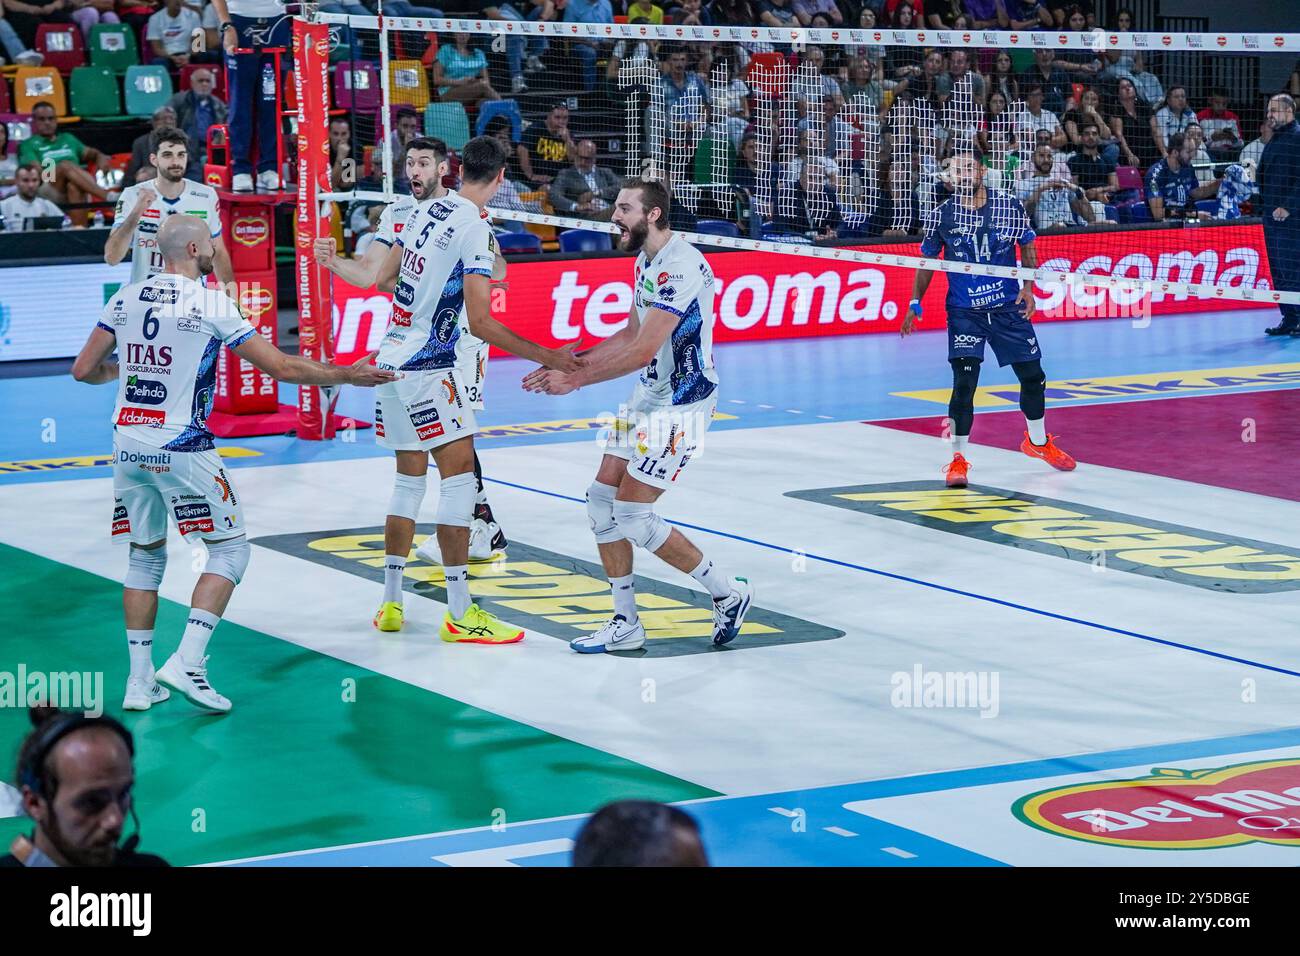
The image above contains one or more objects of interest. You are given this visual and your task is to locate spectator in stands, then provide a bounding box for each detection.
[483,2,552,95]
[118,0,163,39]
[1111,76,1159,170]
[947,49,985,105]
[1020,84,1066,151]
[329,115,352,193]
[572,800,708,868]
[843,54,903,119]
[998,0,1051,30]
[69,0,122,40]
[147,0,203,68]
[0,125,16,198]
[1,162,64,228]
[483,116,546,214]
[166,67,226,176]
[518,102,575,187]
[1183,123,1214,186]
[1197,89,1244,161]
[126,105,180,183]
[669,0,712,25]
[1240,116,1271,172]
[0,5,43,64]
[792,0,842,25]
[1145,132,1219,221]
[1016,143,1093,228]
[1153,86,1197,161]
[222,0,292,193]
[708,0,755,31]
[1259,93,1300,336]
[988,50,1018,102]
[627,0,665,23]
[1056,6,1100,77]
[885,4,925,79]
[18,102,119,223]
[433,33,500,107]
[664,45,711,165]
[759,0,798,28]
[779,153,842,238]
[1,0,72,49]
[564,0,613,91]
[1068,121,1117,203]
[1020,50,1071,116]
[550,139,620,220]
[962,0,998,28]
[1062,87,1118,164]
[979,89,1022,175]
[734,130,761,197]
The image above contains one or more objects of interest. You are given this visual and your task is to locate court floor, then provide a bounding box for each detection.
[3,306,1299,866]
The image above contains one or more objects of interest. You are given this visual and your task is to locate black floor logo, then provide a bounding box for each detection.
[252,527,843,656]
[786,483,1300,594]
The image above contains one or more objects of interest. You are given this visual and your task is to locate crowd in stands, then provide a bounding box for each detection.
[1,1,1298,243]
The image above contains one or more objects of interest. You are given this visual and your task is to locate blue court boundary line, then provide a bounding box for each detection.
[487,476,1300,680]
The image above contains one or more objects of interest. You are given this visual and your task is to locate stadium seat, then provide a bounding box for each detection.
[89,24,140,74]
[124,65,173,118]
[14,67,68,117]
[495,231,543,255]
[475,99,521,141]
[1115,165,1145,201]
[1103,204,1119,223]
[35,23,86,74]
[557,229,612,253]
[0,77,11,114]
[746,52,790,96]
[333,61,381,114]
[180,64,227,100]
[387,59,430,111]
[693,138,736,186]
[695,219,741,238]
[70,66,124,121]
[423,102,470,151]
[1195,199,1219,217]
[1127,202,1153,223]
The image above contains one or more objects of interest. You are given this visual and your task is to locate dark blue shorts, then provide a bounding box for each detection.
[947,306,1042,367]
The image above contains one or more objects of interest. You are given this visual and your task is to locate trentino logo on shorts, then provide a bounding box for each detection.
[251,528,843,657]
[1013,759,1300,850]
[173,502,214,536]
[785,483,1300,593]
[111,504,131,537]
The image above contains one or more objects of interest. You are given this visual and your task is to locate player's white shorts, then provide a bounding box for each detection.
[456,342,488,411]
[604,384,717,490]
[111,432,245,545]
[374,368,477,452]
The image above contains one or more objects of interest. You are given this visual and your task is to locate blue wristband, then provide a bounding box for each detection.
[909,299,922,317]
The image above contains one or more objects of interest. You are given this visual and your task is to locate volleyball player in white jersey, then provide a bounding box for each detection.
[350,135,580,643]
[104,128,236,289]
[524,178,753,653]
[316,139,510,563]
[73,215,394,714]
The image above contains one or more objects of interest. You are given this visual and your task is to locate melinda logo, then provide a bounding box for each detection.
[785,483,1300,592]
[1013,759,1300,850]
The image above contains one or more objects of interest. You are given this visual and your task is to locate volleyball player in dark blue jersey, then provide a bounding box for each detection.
[901,150,1076,487]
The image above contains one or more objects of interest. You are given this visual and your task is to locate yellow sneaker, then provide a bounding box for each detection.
[440,604,524,645]
[373,601,404,632]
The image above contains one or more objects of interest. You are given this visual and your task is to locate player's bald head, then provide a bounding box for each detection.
[158,214,209,264]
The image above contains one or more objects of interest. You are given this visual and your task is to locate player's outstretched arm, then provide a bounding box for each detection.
[71,326,119,384]
[232,335,397,388]
[463,272,581,372]
[313,236,397,291]
[523,308,673,395]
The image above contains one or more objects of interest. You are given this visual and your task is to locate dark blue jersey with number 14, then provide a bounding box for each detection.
[919,188,1036,311]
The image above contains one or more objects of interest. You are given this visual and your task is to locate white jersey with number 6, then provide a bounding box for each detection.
[100,273,255,452]
[111,179,223,284]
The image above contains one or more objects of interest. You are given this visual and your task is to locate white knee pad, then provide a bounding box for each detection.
[388,472,427,521]
[124,544,167,591]
[586,481,623,544]
[435,472,477,528]
[205,535,251,585]
[612,500,671,552]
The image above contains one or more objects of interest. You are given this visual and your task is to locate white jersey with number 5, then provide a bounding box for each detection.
[631,232,719,407]
[111,179,223,284]
[100,273,255,452]
[382,190,495,372]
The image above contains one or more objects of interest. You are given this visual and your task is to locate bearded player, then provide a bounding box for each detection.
[524,178,753,654]
[347,135,580,642]
[316,137,510,564]
[105,127,235,289]
[73,215,394,713]
[901,150,1075,487]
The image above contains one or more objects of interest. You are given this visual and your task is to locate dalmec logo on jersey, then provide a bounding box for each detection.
[1014,759,1300,850]
[116,406,166,428]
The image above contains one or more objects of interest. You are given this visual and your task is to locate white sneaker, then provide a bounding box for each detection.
[525,55,544,73]
[232,173,254,192]
[257,170,282,191]
[15,50,44,67]
[712,576,753,646]
[156,653,231,713]
[122,675,170,711]
[511,75,528,94]
[570,614,646,654]
[415,520,501,565]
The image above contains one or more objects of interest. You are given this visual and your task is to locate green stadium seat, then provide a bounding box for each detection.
[124,65,173,118]
[89,24,140,74]
[69,66,125,121]
[423,102,470,152]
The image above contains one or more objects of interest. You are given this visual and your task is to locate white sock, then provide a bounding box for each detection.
[1026,417,1047,446]
[178,609,220,667]
[690,557,732,601]
[127,629,154,681]
[610,574,638,623]
[383,554,407,604]
[445,565,471,618]
[952,434,969,453]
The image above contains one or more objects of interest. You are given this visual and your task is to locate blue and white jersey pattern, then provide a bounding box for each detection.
[632,233,720,406]
[100,273,255,453]
[384,191,496,373]
[920,188,1036,311]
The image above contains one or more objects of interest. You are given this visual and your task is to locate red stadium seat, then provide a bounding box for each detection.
[0,76,11,114]
[35,23,86,74]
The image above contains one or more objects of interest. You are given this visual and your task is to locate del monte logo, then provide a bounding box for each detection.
[1014,758,1300,850]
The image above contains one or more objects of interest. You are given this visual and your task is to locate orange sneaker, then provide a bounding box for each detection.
[943,452,971,488]
[1021,433,1076,471]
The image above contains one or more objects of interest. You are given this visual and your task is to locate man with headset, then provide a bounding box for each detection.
[2,707,167,867]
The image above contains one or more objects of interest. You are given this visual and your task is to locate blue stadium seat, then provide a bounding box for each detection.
[496,231,543,255]
[1127,202,1153,224]
[1103,204,1119,222]
[475,99,522,141]
[557,229,612,253]
[694,219,740,237]
[1195,199,1219,217]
